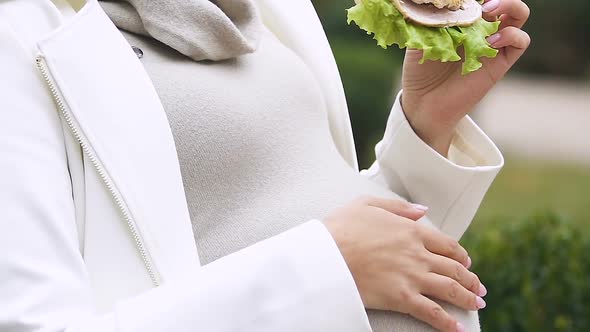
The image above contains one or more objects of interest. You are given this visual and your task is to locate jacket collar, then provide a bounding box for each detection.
[37,0,199,282]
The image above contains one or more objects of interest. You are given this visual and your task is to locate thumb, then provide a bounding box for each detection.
[360,196,428,221]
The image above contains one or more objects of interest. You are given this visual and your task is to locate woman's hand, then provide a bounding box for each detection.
[323,197,486,332]
[401,0,531,156]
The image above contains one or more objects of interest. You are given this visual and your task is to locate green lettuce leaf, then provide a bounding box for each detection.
[347,0,500,74]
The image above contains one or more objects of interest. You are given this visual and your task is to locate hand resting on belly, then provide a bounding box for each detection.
[324,197,487,332]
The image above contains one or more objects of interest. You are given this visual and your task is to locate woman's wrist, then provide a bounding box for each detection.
[400,94,460,157]
[410,121,455,157]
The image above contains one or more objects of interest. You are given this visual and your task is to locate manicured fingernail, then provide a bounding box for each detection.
[482,0,500,12]
[476,296,487,309]
[466,256,472,269]
[479,283,488,297]
[456,322,466,332]
[411,203,429,212]
[487,33,501,45]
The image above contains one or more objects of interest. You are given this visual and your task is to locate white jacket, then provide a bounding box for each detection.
[0,0,503,331]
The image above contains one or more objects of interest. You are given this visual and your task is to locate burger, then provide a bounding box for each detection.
[347,0,500,74]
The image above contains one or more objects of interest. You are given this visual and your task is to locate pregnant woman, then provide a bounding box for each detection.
[0,0,529,331]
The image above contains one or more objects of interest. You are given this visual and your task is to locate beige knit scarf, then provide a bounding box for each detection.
[99,0,262,61]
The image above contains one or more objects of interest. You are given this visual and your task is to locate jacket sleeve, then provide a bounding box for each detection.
[0,15,370,332]
[114,220,371,332]
[361,91,504,240]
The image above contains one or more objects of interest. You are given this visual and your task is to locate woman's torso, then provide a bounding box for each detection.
[119,29,402,265]
[121,25,441,331]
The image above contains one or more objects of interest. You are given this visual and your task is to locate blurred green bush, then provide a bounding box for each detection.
[463,213,590,331]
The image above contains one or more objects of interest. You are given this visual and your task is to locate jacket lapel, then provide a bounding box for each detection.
[254,0,359,170]
[37,0,199,281]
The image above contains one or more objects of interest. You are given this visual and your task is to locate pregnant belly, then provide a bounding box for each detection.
[190,164,477,332]
[192,166,404,265]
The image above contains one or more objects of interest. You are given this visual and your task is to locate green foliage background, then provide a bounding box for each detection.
[311,1,590,331]
[463,213,590,331]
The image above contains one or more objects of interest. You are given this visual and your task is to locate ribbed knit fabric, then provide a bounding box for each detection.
[101,1,480,330]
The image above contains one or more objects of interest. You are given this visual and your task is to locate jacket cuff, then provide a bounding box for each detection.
[374,91,504,239]
[380,91,504,169]
[116,220,372,332]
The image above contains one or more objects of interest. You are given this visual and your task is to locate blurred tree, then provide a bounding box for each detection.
[513,0,590,78]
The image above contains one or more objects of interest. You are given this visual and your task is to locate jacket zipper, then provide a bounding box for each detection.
[35,56,161,287]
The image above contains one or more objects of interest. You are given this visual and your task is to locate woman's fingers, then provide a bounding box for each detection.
[487,26,531,64]
[497,13,525,31]
[482,0,530,29]
[419,227,470,267]
[360,196,427,221]
[420,273,486,312]
[428,254,486,296]
[407,295,461,332]
[488,26,531,50]
[480,0,531,68]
